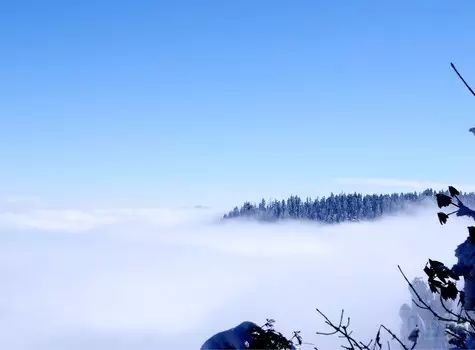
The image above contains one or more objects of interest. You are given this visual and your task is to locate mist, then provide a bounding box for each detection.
[0,203,470,349]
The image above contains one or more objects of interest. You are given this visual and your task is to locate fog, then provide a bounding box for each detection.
[0,202,470,349]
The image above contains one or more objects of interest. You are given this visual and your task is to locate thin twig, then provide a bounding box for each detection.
[315,308,408,350]
[450,62,475,97]
[379,325,409,350]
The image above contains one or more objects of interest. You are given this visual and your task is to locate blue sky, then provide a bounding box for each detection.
[0,1,474,208]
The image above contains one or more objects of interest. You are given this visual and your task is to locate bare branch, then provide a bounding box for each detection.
[450,62,475,97]
[316,308,409,350]
[398,265,461,323]
[379,325,409,350]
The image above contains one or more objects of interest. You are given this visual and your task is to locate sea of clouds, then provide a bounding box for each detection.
[0,200,471,349]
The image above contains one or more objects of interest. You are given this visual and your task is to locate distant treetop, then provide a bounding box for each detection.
[223,189,475,224]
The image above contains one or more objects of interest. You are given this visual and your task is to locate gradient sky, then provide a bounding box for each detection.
[1,1,474,208]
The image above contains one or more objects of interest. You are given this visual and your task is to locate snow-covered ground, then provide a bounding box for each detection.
[0,202,470,349]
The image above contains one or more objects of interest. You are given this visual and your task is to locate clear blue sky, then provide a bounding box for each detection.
[1,1,474,208]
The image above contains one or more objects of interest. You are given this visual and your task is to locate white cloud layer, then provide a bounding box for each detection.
[0,202,471,349]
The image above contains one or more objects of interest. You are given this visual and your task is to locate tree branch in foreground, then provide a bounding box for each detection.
[315,308,410,350]
[450,62,475,97]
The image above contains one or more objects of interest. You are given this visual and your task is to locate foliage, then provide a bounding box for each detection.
[250,319,300,350]
[424,259,459,301]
